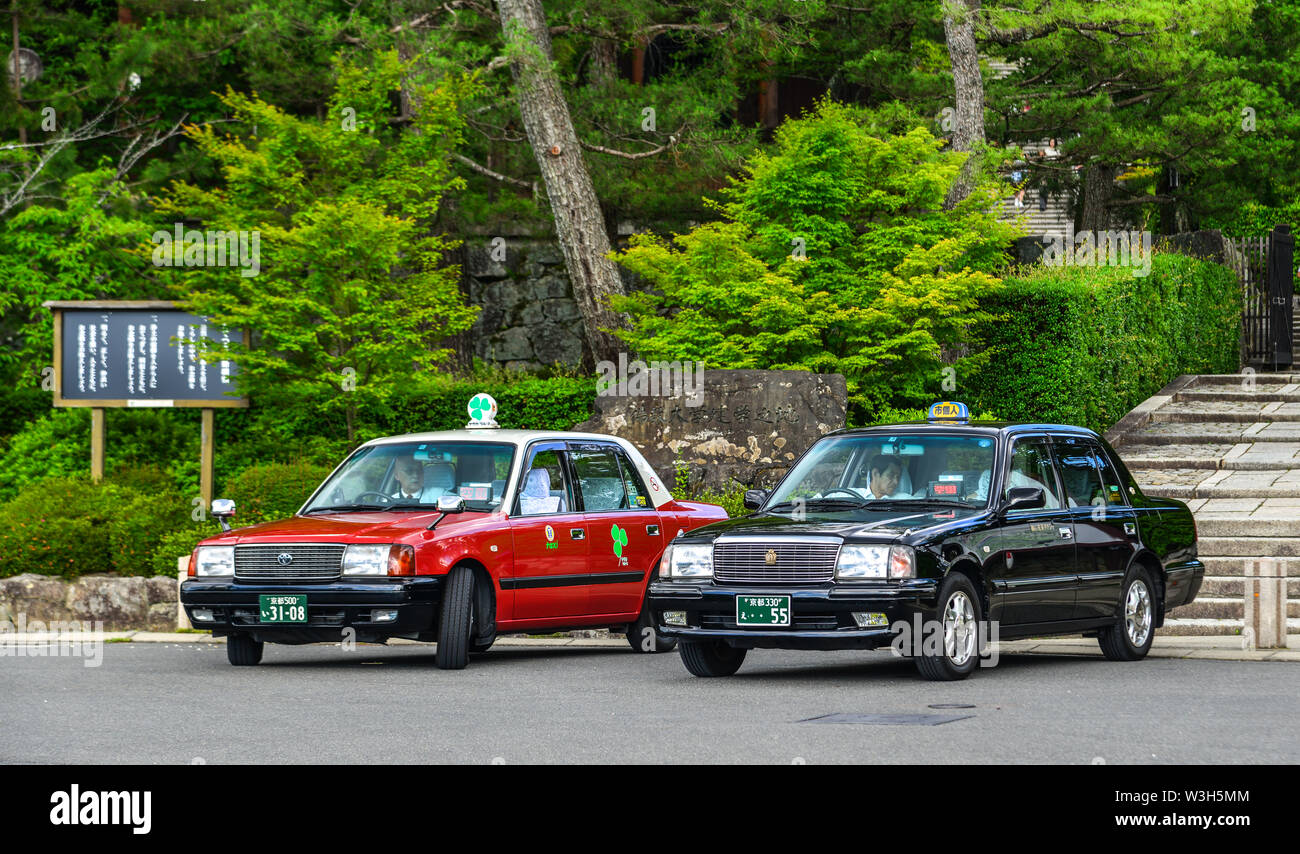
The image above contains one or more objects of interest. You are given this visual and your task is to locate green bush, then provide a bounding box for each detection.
[225,461,335,523]
[0,478,121,578]
[967,252,1239,433]
[151,526,218,577]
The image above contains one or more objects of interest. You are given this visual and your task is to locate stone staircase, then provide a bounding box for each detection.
[998,192,1072,237]
[1108,374,1300,635]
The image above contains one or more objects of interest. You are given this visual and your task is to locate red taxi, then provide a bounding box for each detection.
[180,395,727,668]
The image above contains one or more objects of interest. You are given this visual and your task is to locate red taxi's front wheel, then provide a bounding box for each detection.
[437,566,475,670]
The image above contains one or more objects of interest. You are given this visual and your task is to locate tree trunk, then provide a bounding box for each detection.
[1079,163,1115,232]
[589,38,617,86]
[942,0,984,209]
[496,0,627,366]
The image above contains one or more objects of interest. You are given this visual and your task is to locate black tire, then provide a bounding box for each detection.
[915,573,982,682]
[679,639,746,677]
[437,566,475,670]
[226,633,263,666]
[627,601,677,653]
[1098,565,1156,661]
[470,579,496,653]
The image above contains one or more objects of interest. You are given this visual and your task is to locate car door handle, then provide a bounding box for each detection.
[646,524,660,536]
[1058,527,1073,539]
[570,528,585,540]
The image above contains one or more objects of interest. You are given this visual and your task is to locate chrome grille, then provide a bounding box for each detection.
[234,544,345,582]
[712,538,840,584]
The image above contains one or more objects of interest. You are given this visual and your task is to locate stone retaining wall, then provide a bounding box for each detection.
[0,573,178,632]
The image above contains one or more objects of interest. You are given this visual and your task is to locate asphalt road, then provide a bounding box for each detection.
[2,642,1297,764]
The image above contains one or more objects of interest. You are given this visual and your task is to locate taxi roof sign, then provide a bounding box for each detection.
[927,401,970,423]
[466,393,499,429]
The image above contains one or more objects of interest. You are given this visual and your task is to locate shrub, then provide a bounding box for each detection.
[224,461,335,523]
[967,252,1239,433]
[151,526,218,577]
[0,478,121,578]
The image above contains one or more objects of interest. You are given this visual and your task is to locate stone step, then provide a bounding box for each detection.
[1197,536,1300,557]
[1189,373,1300,387]
[1134,468,1300,499]
[1192,515,1300,538]
[1176,387,1300,403]
[1198,555,1300,575]
[1154,617,1300,637]
[1170,598,1300,619]
[1150,403,1300,423]
[1119,444,1235,469]
[1125,422,1300,444]
[1198,576,1300,596]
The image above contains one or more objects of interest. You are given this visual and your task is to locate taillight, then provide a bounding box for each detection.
[388,544,415,576]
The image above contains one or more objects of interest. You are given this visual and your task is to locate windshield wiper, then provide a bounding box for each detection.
[302,504,389,514]
[765,497,872,512]
[861,499,974,510]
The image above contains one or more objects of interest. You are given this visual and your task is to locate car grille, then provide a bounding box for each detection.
[234,544,346,582]
[712,539,840,584]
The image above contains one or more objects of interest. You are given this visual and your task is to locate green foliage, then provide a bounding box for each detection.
[611,101,1018,419]
[154,53,481,438]
[225,462,335,524]
[967,253,1239,433]
[0,478,123,578]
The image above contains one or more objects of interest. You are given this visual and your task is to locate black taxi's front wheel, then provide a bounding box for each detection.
[437,566,476,670]
[679,639,746,677]
[915,573,981,682]
[227,633,263,666]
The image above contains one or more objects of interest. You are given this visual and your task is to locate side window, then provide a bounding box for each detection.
[1089,443,1128,506]
[516,447,572,516]
[570,446,629,512]
[616,452,652,509]
[1055,440,1106,509]
[1005,439,1063,510]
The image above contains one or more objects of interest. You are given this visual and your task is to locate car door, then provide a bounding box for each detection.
[1058,437,1134,620]
[569,442,663,617]
[995,436,1078,624]
[506,442,590,620]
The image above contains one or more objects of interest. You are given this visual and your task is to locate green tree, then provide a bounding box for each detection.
[155,52,479,440]
[610,101,1018,417]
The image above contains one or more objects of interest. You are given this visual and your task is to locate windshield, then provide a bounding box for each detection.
[301,441,516,514]
[765,433,997,512]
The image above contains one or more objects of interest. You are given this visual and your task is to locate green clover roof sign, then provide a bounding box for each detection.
[466,393,499,429]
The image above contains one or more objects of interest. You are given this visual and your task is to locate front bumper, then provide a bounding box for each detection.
[648,579,940,650]
[180,577,442,643]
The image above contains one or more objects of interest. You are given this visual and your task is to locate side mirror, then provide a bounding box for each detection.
[437,494,467,513]
[211,498,235,532]
[743,489,768,511]
[1002,486,1045,514]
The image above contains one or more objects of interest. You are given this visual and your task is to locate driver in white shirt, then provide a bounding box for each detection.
[865,454,915,500]
[391,457,426,502]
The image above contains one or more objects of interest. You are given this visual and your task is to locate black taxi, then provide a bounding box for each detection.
[649,402,1203,680]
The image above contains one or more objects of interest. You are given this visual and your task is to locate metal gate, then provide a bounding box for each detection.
[1231,225,1294,369]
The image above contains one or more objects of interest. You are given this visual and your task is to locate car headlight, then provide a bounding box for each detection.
[343,544,393,576]
[658,543,713,579]
[836,545,915,581]
[194,545,235,577]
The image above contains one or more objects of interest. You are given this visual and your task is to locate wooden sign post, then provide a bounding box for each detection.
[43,300,248,503]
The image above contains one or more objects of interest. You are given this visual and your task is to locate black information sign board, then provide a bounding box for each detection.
[47,301,248,408]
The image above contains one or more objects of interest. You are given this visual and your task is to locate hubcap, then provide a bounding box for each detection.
[1125,579,1152,648]
[944,591,976,666]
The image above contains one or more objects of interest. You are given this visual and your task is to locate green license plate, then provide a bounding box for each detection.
[259,594,307,623]
[736,595,791,627]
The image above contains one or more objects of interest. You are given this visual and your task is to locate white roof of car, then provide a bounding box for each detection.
[362,429,623,447]
[358,428,675,509]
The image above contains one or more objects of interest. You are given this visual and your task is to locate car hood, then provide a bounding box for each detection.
[684,506,987,542]
[200,510,497,545]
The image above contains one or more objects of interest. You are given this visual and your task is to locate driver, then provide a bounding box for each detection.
[391,456,426,502]
[866,454,913,500]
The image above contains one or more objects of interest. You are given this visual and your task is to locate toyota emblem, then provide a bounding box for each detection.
[276,553,294,566]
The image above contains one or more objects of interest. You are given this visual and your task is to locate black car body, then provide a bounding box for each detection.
[649,416,1203,679]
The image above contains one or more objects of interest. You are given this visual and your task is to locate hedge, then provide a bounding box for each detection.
[966,252,1239,433]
